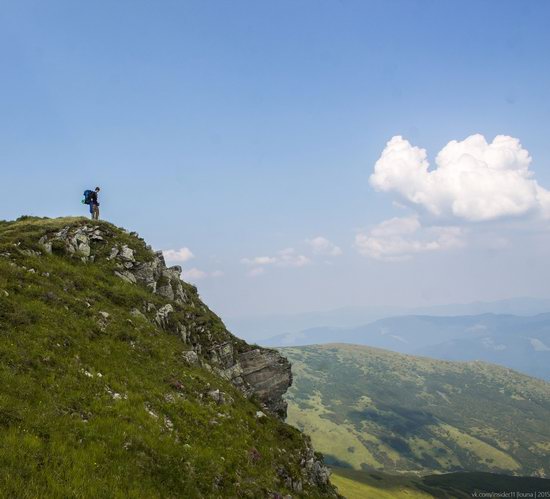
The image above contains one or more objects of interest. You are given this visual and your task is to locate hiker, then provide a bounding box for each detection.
[83,187,101,220]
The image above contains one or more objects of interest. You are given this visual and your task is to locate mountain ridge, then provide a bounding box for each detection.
[265,313,550,380]
[228,297,550,342]
[0,216,337,497]
[283,343,550,478]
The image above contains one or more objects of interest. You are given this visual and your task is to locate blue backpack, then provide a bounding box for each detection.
[82,190,93,205]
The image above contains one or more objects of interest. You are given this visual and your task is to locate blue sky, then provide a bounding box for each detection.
[2,1,550,318]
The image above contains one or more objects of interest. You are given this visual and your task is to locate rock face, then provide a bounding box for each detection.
[238,349,292,418]
[38,223,293,419]
[278,441,333,493]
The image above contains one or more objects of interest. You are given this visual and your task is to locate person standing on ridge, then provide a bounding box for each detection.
[83,187,101,220]
[90,187,100,220]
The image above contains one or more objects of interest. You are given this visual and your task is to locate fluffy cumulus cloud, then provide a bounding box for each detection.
[370,134,550,222]
[357,134,550,261]
[307,236,343,256]
[163,247,194,263]
[241,248,311,276]
[355,216,463,261]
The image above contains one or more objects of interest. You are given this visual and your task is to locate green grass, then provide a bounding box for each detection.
[283,343,550,477]
[331,468,434,499]
[330,468,550,499]
[0,217,335,498]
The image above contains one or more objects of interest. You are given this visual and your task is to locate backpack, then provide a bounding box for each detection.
[83,190,93,205]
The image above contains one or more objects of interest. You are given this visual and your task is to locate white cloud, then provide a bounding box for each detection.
[182,268,207,281]
[370,216,421,237]
[242,249,310,268]
[370,134,550,222]
[163,247,194,263]
[242,237,340,276]
[241,248,311,276]
[211,270,224,278]
[240,256,277,266]
[355,215,464,261]
[277,248,311,267]
[307,236,343,256]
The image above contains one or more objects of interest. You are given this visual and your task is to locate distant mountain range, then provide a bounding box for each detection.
[283,344,550,477]
[227,297,550,343]
[264,313,550,380]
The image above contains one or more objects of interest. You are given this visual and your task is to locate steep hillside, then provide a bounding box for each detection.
[0,216,337,497]
[265,313,550,380]
[283,344,550,477]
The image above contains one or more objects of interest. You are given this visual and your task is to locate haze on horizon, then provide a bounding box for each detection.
[2,1,550,319]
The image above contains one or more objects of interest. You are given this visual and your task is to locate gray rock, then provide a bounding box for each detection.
[181,350,199,365]
[115,271,137,284]
[209,342,234,366]
[119,245,135,262]
[301,444,332,488]
[216,363,243,381]
[157,282,175,301]
[79,244,91,257]
[108,247,119,260]
[40,225,100,260]
[131,254,164,292]
[38,236,52,254]
[178,323,189,343]
[130,308,146,319]
[164,266,182,280]
[107,247,193,307]
[155,304,174,329]
[237,348,292,418]
[207,389,224,404]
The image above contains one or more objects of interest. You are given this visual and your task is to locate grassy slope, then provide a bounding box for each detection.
[330,468,550,499]
[283,343,550,477]
[330,469,433,499]
[0,217,331,498]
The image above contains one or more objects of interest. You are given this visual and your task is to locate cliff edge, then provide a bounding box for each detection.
[38,221,292,419]
[0,216,338,498]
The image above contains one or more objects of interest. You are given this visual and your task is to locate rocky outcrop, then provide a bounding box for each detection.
[125,250,193,305]
[38,224,103,260]
[203,341,292,418]
[276,438,333,494]
[38,222,293,419]
[238,349,292,418]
